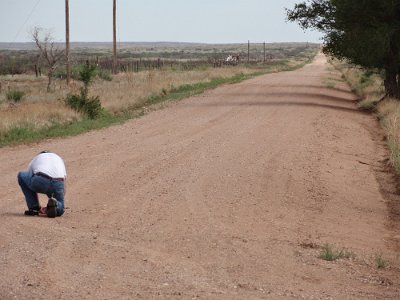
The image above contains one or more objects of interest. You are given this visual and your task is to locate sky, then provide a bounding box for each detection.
[0,0,322,44]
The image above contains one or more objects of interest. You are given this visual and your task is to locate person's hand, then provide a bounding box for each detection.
[39,207,47,216]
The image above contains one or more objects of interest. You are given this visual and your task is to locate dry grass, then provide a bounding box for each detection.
[378,100,400,172]
[0,63,295,131]
[96,57,308,114]
[1,68,248,132]
[0,100,80,133]
[92,67,262,113]
[0,53,312,140]
[332,61,384,100]
[0,76,81,133]
[331,59,400,172]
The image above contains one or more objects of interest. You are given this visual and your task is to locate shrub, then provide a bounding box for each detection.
[65,90,102,119]
[6,89,25,102]
[78,64,97,89]
[65,63,103,119]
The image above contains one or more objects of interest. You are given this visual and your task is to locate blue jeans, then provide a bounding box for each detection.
[17,171,65,216]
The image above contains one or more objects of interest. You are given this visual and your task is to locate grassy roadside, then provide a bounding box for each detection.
[0,57,315,148]
[0,112,124,147]
[331,60,400,173]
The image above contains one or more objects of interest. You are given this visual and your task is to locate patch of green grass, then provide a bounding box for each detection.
[6,89,25,102]
[319,244,337,261]
[319,244,355,261]
[375,253,387,269]
[0,112,126,147]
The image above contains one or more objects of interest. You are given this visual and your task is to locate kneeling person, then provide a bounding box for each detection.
[18,151,67,218]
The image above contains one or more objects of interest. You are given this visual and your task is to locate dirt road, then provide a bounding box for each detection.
[1,53,400,299]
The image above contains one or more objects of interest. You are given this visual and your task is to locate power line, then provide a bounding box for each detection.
[8,0,42,49]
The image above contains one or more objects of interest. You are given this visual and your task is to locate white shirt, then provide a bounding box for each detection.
[28,153,67,179]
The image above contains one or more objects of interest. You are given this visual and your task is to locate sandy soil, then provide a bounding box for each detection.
[1,53,399,299]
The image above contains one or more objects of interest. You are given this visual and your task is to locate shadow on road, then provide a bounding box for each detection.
[191,99,363,114]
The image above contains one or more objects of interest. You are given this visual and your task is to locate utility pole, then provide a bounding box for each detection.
[113,0,117,74]
[248,40,250,63]
[264,41,266,62]
[65,0,70,85]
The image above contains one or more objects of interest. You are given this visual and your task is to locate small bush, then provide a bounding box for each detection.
[64,63,103,119]
[6,89,25,102]
[82,95,102,119]
[65,89,102,119]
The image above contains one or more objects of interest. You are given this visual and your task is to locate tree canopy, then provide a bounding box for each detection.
[287,0,400,98]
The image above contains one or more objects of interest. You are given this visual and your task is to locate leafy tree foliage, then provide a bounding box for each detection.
[287,0,400,98]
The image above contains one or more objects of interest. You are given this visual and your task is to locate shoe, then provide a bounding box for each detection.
[24,205,41,216]
[46,197,57,218]
[24,209,39,216]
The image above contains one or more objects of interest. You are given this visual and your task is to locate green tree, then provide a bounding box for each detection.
[287,0,400,99]
[65,63,103,119]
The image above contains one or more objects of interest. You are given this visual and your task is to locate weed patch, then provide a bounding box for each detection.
[6,89,25,102]
[319,244,355,261]
[375,253,387,269]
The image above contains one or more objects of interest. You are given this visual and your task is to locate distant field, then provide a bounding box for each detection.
[0,42,319,146]
[0,42,319,75]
